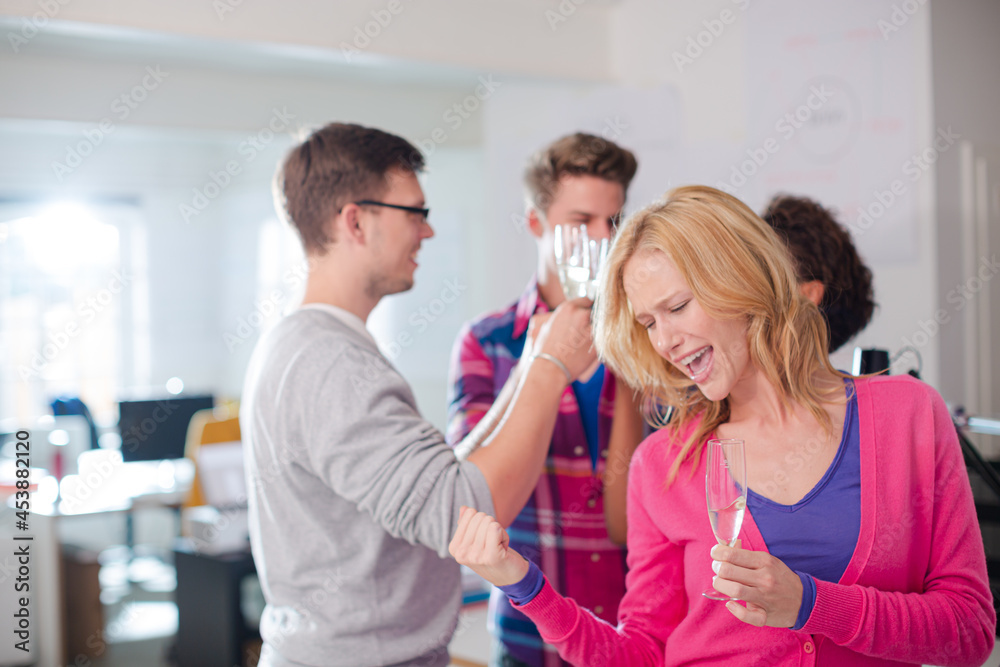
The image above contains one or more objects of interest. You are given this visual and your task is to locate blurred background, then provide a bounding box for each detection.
[0,0,998,665]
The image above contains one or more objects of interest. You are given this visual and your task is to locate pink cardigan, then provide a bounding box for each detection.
[516,375,995,665]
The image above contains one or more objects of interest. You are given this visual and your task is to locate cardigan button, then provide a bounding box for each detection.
[591,553,601,562]
[573,446,585,455]
[586,498,596,508]
[803,641,814,654]
[594,605,604,615]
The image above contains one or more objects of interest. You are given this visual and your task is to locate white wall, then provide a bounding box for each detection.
[930,0,1000,413]
[2,0,998,428]
[0,0,615,81]
[610,0,942,386]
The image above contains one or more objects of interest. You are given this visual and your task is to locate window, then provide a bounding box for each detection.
[0,201,139,425]
[254,216,305,327]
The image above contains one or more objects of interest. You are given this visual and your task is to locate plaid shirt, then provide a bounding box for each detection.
[446,280,628,667]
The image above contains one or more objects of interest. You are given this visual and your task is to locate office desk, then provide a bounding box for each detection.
[0,458,193,667]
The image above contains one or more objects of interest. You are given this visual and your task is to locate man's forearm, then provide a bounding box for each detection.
[453,361,525,461]
[466,358,568,526]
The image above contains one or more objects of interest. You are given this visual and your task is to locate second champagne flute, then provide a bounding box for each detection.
[586,237,609,301]
[702,437,747,601]
[554,224,590,300]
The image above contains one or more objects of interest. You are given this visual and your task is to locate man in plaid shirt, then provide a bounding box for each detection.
[446,133,645,667]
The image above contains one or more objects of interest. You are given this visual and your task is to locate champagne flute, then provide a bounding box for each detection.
[586,237,610,300]
[702,438,747,601]
[554,224,591,300]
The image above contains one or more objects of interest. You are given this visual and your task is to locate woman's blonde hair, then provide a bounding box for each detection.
[594,185,846,483]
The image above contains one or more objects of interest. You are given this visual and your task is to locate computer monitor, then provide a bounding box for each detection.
[118,395,214,462]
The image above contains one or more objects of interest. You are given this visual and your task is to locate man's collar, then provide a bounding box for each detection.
[298,302,376,346]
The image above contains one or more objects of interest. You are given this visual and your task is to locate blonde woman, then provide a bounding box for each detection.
[450,186,995,666]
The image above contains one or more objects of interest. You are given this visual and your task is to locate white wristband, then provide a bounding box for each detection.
[531,353,572,384]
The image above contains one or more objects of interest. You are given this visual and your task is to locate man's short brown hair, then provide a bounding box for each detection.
[523,132,638,213]
[274,122,424,254]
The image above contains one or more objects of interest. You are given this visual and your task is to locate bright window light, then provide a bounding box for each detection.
[18,202,119,277]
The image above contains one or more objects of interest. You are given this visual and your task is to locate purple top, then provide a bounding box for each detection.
[499,559,545,605]
[747,381,861,629]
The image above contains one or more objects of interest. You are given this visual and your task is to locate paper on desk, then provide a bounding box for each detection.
[196,441,247,508]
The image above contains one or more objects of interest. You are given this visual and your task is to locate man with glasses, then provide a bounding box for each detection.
[446,133,644,667]
[241,122,596,667]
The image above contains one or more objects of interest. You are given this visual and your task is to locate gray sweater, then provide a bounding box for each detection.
[241,306,494,667]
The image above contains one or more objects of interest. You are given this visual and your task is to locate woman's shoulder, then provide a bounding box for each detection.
[853,373,946,411]
[631,415,706,483]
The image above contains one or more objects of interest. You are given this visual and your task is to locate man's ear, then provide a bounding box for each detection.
[338,203,367,245]
[799,279,825,306]
[526,207,546,239]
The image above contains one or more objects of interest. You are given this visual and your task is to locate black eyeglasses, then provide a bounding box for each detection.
[354,200,430,220]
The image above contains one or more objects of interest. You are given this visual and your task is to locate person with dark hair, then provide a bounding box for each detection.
[759,194,876,352]
[242,122,598,667]
[446,132,645,667]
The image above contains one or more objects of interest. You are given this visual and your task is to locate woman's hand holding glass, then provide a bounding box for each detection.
[710,544,804,628]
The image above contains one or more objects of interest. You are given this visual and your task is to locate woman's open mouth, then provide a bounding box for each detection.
[680,346,713,382]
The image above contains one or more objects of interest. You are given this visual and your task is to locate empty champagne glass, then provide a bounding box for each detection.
[554,224,590,300]
[555,225,611,301]
[702,438,747,601]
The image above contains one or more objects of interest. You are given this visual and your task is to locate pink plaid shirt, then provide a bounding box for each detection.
[446,280,628,667]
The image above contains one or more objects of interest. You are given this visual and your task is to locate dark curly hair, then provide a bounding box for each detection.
[760,194,876,352]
